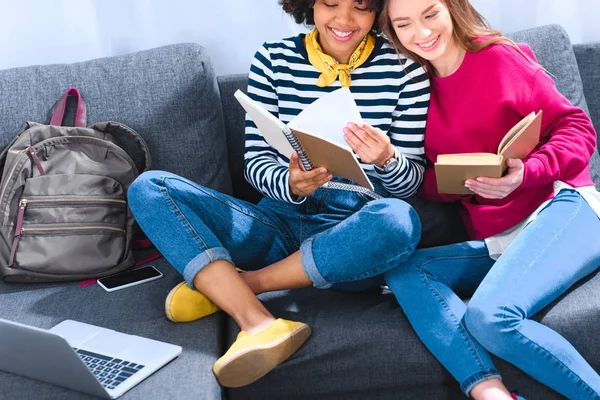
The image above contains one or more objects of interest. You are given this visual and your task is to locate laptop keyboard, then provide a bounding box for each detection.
[74,349,145,390]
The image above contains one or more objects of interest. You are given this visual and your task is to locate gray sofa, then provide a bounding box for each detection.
[0,24,599,400]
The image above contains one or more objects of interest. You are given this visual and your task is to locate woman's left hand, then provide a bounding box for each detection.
[343,122,395,167]
[465,158,524,199]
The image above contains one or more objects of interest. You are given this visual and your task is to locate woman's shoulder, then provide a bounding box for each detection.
[256,34,303,55]
[475,41,541,75]
[375,38,428,75]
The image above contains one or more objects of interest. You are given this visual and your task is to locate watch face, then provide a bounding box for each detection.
[384,158,399,172]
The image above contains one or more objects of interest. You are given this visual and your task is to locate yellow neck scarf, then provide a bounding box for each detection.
[305,29,375,88]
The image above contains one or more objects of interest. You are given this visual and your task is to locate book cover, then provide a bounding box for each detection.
[234,88,374,190]
[435,110,542,194]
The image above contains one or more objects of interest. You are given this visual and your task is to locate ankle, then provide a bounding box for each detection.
[230,300,275,334]
[470,378,512,400]
[237,311,276,335]
[245,317,277,335]
[241,271,265,295]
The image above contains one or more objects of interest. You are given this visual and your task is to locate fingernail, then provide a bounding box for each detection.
[320,168,327,173]
[476,178,483,182]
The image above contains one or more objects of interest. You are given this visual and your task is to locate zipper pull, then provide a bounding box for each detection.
[8,199,27,267]
[26,147,46,175]
[16,199,27,236]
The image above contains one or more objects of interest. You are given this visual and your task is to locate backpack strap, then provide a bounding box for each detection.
[50,88,87,127]
[88,121,152,173]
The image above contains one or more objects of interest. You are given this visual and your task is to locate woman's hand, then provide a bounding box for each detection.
[343,122,395,167]
[465,158,525,199]
[288,152,332,197]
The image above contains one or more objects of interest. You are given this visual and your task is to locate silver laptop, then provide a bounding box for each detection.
[0,318,182,399]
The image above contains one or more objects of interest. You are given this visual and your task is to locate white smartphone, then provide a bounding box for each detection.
[97,265,163,292]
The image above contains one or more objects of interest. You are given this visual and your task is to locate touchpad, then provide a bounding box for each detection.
[81,331,136,355]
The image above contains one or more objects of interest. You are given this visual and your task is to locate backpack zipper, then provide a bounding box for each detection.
[1,135,138,218]
[24,198,126,206]
[8,198,126,267]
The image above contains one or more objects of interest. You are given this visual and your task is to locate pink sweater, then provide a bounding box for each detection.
[420,43,597,240]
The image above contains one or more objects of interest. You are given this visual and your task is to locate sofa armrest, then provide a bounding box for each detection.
[574,42,600,135]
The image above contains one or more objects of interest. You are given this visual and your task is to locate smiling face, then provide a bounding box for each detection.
[312,0,377,63]
[387,0,461,75]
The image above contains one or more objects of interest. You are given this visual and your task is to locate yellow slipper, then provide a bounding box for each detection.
[165,281,220,322]
[212,318,311,387]
[165,268,246,323]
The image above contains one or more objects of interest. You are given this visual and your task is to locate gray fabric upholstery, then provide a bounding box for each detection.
[574,42,600,137]
[216,74,261,204]
[506,25,600,190]
[0,258,223,399]
[0,43,232,195]
[226,271,600,400]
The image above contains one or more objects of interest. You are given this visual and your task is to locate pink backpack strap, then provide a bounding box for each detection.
[50,88,87,127]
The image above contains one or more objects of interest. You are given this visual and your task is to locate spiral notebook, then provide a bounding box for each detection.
[234,88,374,191]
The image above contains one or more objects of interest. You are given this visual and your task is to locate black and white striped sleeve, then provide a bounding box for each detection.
[376,58,429,198]
[243,44,303,203]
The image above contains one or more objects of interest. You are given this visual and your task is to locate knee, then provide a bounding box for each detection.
[464,298,525,352]
[128,170,169,215]
[384,250,428,294]
[364,199,421,254]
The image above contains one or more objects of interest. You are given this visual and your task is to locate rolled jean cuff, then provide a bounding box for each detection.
[300,238,331,289]
[461,369,502,396]
[183,247,234,288]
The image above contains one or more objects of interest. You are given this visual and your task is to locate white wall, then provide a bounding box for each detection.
[1,0,599,76]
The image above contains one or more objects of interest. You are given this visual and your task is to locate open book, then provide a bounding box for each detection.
[435,110,543,194]
[234,88,374,191]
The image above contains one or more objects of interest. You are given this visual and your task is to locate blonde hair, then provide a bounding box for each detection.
[379,0,538,74]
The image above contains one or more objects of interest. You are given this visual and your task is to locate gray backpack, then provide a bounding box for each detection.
[0,88,151,283]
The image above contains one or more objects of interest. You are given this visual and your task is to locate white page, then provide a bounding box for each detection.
[287,88,362,149]
[234,90,295,158]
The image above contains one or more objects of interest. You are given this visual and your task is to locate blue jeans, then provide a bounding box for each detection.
[385,190,600,398]
[128,171,420,289]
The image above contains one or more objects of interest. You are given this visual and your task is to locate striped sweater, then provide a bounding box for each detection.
[244,34,430,203]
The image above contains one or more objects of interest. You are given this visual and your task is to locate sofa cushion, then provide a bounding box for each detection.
[0,43,232,194]
[0,258,223,399]
[217,74,262,204]
[225,269,600,400]
[506,24,600,189]
[574,42,600,139]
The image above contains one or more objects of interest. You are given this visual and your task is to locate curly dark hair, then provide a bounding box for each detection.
[279,0,383,33]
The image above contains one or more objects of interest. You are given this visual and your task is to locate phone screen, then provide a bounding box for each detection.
[98,266,162,289]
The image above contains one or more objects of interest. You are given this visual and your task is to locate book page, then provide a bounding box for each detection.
[436,153,500,165]
[497,111,536,154]
[498,110,542,160]
[234,90,295,158]
[287,88,362,149]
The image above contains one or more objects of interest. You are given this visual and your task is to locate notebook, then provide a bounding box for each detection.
[235,87,374,191]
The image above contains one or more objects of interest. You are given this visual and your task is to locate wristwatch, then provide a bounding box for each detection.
[376,148,399,173]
